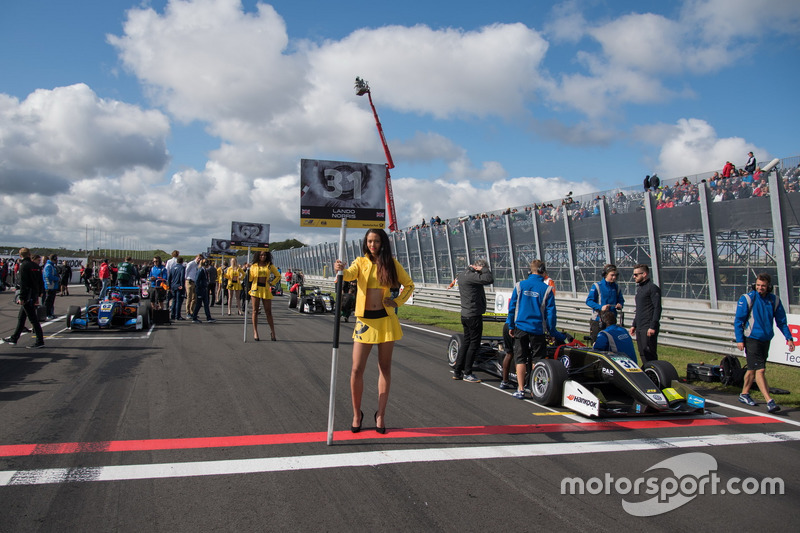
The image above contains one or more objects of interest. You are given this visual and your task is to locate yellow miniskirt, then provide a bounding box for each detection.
[352,310,403,344]
[249,284,273,300]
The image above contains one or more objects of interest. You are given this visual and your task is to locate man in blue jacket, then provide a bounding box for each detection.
[586,264,625,342]
[506,260,557,399]
[733,273,795,413]
[42,254,60,319]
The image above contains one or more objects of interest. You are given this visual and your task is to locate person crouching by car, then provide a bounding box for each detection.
[593,310,637,364]
[149,256,169,311]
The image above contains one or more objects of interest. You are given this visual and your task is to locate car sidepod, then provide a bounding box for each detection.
[555,347,705,416]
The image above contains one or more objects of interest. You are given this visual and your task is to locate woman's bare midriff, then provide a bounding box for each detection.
[364,288,384,310]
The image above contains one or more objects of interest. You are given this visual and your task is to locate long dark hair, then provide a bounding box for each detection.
[362,229,398,287]
[253,250,272,266]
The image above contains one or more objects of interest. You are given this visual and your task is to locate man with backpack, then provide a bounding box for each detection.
[733,273,795,413]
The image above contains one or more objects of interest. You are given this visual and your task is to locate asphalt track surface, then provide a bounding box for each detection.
[1,288,798,532]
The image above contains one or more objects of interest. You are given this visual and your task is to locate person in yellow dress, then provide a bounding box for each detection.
[225,257,244,316]
[249,250,280,341]
[334,228,414,434]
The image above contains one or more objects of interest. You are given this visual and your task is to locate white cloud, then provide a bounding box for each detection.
[0,84,170,199]
[309,22,550,120]
[3,0,792,254]
[637,118,768,178]
[107,0,306,125]
[545,0,588,44]
[392,174,594,228]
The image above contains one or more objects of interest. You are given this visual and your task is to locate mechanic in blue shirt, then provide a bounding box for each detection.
[733,273,795,413]
[593,310,637,364]
[506,259,558,400]
[42,254,60,319]
[586,264,625,343]
[149,256,169,311]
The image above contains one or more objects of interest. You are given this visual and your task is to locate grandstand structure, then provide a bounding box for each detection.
[275,155,800,309]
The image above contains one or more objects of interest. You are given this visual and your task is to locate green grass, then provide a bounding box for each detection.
[399,304,800,408]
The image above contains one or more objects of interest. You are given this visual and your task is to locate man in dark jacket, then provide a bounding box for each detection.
[450,259,494,382]
[629,263,661,362]
[4,248,45,348]
[168,256,186,321]
[190,259,216,323]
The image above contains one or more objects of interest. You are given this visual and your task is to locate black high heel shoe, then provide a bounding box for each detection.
[374,411,387,434]
[351,410,364,433]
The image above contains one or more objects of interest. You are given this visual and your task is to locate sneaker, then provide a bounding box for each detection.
[452,373,463,380]
[3,336,18,345]
[499,381,514,390]
[27,341,45,349]
[191,319,202,324]
[512,390,526,399]
[767,400,781,413]
[176,317,185,321]
[738,393,757,406]
[206,319,217,323]
[463,374,482,383]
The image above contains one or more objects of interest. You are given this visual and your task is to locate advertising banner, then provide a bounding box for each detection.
[230,222,270,251]
[769,314,800,367]
[299,158,386,228]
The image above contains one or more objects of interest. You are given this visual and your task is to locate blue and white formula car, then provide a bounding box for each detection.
[67,286,151,331]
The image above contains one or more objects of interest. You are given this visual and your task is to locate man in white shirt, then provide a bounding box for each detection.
[185,254,202,317]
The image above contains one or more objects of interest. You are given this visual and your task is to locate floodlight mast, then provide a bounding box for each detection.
[355,76,398,232]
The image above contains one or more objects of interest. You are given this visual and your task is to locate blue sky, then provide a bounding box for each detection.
[1,0,799,253]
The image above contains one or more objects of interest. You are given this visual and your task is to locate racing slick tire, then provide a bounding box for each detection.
[289,292,298,309]
[447,334,464,368]
[139,302,152,329]
[530,358,568,406]
[66,305,82,329]
[642,360,679,390]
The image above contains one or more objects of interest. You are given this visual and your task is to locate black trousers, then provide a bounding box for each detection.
[192,290,212,321]
[44,289,57,316]
[636,328,659,361]
[454,315,483,376]
[12,299,44,343]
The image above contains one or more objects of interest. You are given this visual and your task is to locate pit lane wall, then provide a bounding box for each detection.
[304,277,800,368]
[0,255,86,286]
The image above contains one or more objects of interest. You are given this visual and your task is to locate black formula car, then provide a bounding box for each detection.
[447,333,705,417]
[288,285,334,314]
[67,286,152,331]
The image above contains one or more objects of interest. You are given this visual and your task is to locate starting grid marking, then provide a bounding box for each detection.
[2,429,798,487]
[3,318,798,486]
[47,324,154,340]
[0,414,782,459]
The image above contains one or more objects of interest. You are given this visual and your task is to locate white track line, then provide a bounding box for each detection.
[2,430,798,487]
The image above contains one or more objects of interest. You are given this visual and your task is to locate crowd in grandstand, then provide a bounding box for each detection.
[411,157,800,232]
